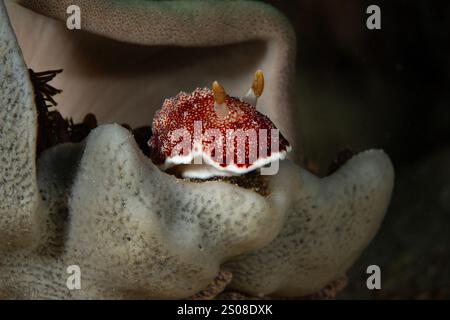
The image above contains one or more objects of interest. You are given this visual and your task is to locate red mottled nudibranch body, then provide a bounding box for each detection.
[149,70,291,179]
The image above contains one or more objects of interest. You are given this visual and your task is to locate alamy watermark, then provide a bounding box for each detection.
[366,5,381,30]
[66,265,81,290]
[66,5,81,30]
[366,264,381,290]
[168,121,283,175]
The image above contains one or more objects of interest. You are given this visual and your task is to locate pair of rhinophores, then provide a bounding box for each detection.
[149,70,292,179]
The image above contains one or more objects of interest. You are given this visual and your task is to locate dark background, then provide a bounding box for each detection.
[261,0,449,299]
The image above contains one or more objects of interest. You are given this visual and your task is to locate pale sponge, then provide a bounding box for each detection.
[66,124,289,298]
[225,152,394,297]
[0,123,290,299]
[8,0,299,153]
[0,0,39,249]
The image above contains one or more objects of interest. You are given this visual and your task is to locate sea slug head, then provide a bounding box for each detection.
[149,70,291,179]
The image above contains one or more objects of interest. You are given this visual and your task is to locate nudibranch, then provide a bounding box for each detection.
[149,71,291,179]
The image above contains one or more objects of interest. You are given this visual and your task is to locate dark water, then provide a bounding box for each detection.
[261,0,450,299]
